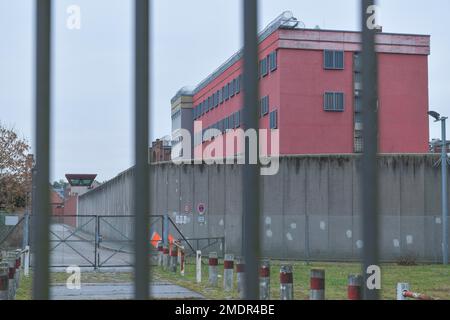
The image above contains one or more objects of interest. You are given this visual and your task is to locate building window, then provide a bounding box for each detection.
[269,110,278,129]
[216,90,220,107]
[260,57,268,78]
[219,89,223,104]
[230,80,235,97]
[236,75,241,94]
[324,92,345,112]
[228,115,234,129]
[224,84,229,100]
[260,96,269,117]
[234,111,241,128]
[269,51,277,72]
[324,50,344,70]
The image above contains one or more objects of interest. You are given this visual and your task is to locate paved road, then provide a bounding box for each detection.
[51,282,204,300]
[43,224,202,300]
[48,224,132,268]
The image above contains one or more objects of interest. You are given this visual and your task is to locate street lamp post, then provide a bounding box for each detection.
[428,111,449,265]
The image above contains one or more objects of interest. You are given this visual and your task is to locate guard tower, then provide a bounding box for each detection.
[62,174,98,226]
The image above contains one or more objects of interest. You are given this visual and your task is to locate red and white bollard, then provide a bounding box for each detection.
[397,283,434,300]
[7,263,15,300]
[223,254,234,292]
[169,245,178,273]
[208,252,218,286]
[162,245,170,270]
[347,275,363,300]
[157,241,164,267]
[259,259,271,300]
[236,257,245,299]
[0,267,8,300]
[280,265,293,300]
[310,269,325,300]
[179,247,185,276]
[14,253,21,289]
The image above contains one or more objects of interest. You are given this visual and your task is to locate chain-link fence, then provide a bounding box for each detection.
[0,214,26,251]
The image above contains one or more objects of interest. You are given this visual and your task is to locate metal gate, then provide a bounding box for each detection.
[29,215,136,268]
[34,214,188,268]
[48,215,97,268]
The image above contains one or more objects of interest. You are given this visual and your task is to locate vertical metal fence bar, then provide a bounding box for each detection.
[441,119,449,265]
[361,0,380,300]
[134,0,150,300]
[33,0,52,300]
[242,0,260,300]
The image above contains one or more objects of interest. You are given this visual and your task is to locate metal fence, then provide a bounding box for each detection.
[0,215,26,251]
[31,0,381,299]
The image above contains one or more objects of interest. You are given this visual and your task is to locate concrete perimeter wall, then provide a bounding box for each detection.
[78,155,450,262]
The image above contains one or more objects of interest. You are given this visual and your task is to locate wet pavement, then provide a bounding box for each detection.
[50,281,204,300]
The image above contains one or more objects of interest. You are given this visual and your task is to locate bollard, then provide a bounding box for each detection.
[310,269,325,300]
[397,283,410,300]
[24,246,30,277]
[14,253,21,289]
[157,241,164,267]
[208,252,218,286]
[223,254,234,292]
[169,245,178,273]
[280,265,293,300]
[0,266,8,300]
[179,247,185,276]
[259,259,270,300]
[347,275,363,300]
[8,263,16,300]
[196,250,202,283]
[162,245,170,270]
[397,283,434,300]
[402,290,433,300]
[236,257,245,299]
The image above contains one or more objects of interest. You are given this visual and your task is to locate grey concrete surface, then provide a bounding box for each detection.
[50,281,204,300]
[78,155,450,262]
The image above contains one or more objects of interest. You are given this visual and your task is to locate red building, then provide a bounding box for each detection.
[49,174,98,227]
[171,11,430,157]
[149,137,172,163]
[50,189,64,216]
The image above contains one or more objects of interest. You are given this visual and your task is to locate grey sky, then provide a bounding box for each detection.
[0,0,449,182]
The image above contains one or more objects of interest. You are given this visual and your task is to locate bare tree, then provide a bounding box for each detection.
[0,123,32,212]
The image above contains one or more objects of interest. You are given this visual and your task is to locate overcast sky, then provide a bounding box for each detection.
[1,0,449,182]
